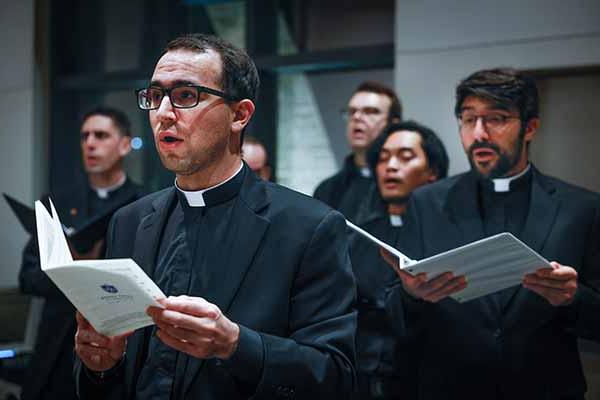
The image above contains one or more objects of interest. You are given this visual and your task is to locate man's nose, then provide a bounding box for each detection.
[155,95,176,121]
[473,117,490,142]
[387,156,400,170]
[83,134,97,147]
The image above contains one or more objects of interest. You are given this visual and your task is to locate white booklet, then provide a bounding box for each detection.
[35,199,165,336]
[346,220,551,302]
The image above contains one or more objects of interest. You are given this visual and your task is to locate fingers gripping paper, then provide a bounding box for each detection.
[346,219,551,303]
[34,199,165,336]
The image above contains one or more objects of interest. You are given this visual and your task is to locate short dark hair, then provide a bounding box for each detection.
[164,33,260,103]
[82,106,132,137]
[367,120,449,179]
[454,68,539,122]
[353,81,402,123]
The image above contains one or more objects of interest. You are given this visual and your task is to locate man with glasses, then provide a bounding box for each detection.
[19,107,142,400]
[73,34,356,400]
[383,68,600,399]
[314,81,402,221]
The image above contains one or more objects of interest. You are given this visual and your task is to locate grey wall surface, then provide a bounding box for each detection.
[394,0,600,176]
[0,0,39,289]
[532,73,600,194]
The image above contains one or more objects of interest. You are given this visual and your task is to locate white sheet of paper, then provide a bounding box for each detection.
[346,219,551,303]
[35,199,165,336]
[346,220,415,269]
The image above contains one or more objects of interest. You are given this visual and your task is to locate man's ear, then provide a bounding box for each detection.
[231,99,255,134]
[524,117,540,143]
[119,136,132,157]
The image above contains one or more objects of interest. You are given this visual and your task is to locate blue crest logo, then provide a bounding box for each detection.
[101,284,118,293]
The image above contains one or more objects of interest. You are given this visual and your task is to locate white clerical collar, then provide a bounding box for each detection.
[359,167,372,178]
[389,214,403,227]
[175,162,244,207]
[91,174,127,199]
[491,164,531,192]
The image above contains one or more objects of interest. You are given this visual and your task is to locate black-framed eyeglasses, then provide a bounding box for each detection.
[457,113,520,132]
[135,85,239,110]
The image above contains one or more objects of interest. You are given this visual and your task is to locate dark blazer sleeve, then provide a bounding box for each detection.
[244,210,357,398]
[573,199,600,341]
[19,236,65,298]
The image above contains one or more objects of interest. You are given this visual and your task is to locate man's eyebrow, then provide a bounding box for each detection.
[149,79,199,88]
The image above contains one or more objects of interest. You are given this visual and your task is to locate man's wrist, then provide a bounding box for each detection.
[223,322,241,359]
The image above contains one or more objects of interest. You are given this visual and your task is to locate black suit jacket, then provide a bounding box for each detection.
[313,154,374,221]
[75,167,357,400]
[386,167,600,400]
[19,179,142,400]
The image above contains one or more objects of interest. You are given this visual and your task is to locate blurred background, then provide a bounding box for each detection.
[0,0,599,398]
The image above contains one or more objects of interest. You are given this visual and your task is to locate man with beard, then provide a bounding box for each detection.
[314,81,402,221]
[19,106,142,400]
[383,68,600,400]
[73,33,356,400]
[349,121,448,399]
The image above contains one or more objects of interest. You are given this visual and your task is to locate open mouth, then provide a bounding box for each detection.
[472,148,497,160]
[162,136,182,143]
[382,178,402,188]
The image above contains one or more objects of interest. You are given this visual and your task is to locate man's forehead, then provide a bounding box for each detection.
[151,49,222,87]
[348,91,391,107]
[383,130,422,150]
[243,143,266,160]
[81,115,116,131]
[460,96,512,112]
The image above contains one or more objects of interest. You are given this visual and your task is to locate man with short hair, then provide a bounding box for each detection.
[314,81,402,221]
[242,135,271,180]
[385,68,600,400]
[350,121,448,399]
[73,34,356,400]
[19,106,142,400]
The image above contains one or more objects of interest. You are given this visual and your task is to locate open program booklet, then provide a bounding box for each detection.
[35,199,165,336]
[346,220,551,302]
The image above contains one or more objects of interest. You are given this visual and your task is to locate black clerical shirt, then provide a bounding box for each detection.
[478,167,532,237]
[476,167,533,318]
[135,167,245,400]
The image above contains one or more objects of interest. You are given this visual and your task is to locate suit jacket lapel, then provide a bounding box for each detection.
[131,189,175,278]
[501,167,560,315]
[123,189,175,396]
[182,171,271,397]
[444,172,485,245]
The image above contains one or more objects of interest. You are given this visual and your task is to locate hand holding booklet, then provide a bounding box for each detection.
[35,198,165,336]
[346,220,551,302]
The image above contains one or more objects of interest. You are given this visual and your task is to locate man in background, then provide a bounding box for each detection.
[242,135,271,180]
[385,68,600,399]
[314,81,402,221]
[19,106,142,400]
[350,121,448,399]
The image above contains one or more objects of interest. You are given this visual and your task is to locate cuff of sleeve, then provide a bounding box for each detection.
[573,283,600,339]
[221,325,264,387]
